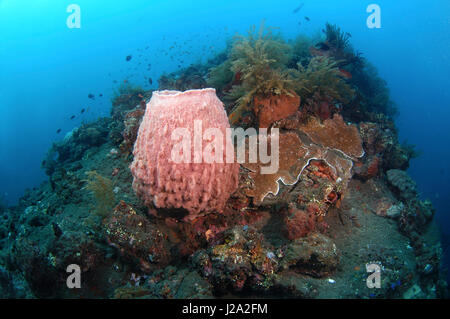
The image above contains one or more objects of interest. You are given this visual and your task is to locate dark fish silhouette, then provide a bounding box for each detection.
[149,78,153,85]
[56,129,61,134]
[99,93,103,97]
[293,3,304,13]
[81,108,85,114]
[70,115,75,120]
[317,42,330,50]
[88,93,95,100]
[126,55,132,61]
[305,16,310,21]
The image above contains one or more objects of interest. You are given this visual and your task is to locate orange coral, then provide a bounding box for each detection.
[254,91,300,128]
[300,114,364,158]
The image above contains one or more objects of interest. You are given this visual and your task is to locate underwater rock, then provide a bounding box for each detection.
[279,232,340,278]
[7,201,105,298]
[354,155,381,180]
[359,122,390,156]
[112,267,213,299]
[120,106,145,154]
[130,89,239,221]
[358,121,412,171]
[284,204,317,240]
[47,119,111,165]
[104,201,171,272]
[384,144,411,170]
[147,267,213,298]
[158,205,270,257]
[271,271,319,298]
[191,226,279,293]
[398,199,434,239]
[386,169,418,201]
[386,202,405,219]
[109,86,148,146]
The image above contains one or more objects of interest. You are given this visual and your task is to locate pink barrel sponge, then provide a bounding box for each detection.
[130,88,239,221]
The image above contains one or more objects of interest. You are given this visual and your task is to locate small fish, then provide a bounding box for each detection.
[80,108,85,114]
[70,115,75,120]
[148,78,153,85]
[99,93,103,97]
[126,55,132,61]
[56,129,61,134]
[305,16,310,21]
[293,3,304,14]
[317,42,330,50]
[339,69,352,79]
[88,93,95,100]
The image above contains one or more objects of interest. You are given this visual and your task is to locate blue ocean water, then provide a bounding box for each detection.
[0,0,449,281]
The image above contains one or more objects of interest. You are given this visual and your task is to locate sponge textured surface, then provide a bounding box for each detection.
[130,88,239,221]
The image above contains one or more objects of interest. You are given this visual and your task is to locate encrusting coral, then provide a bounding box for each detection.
[299,114,364,159]
[241,130,356,206]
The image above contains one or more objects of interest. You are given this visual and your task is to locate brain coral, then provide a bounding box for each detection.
[130,88,239,221]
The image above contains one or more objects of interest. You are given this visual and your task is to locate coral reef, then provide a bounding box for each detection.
[0,22,446,300]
